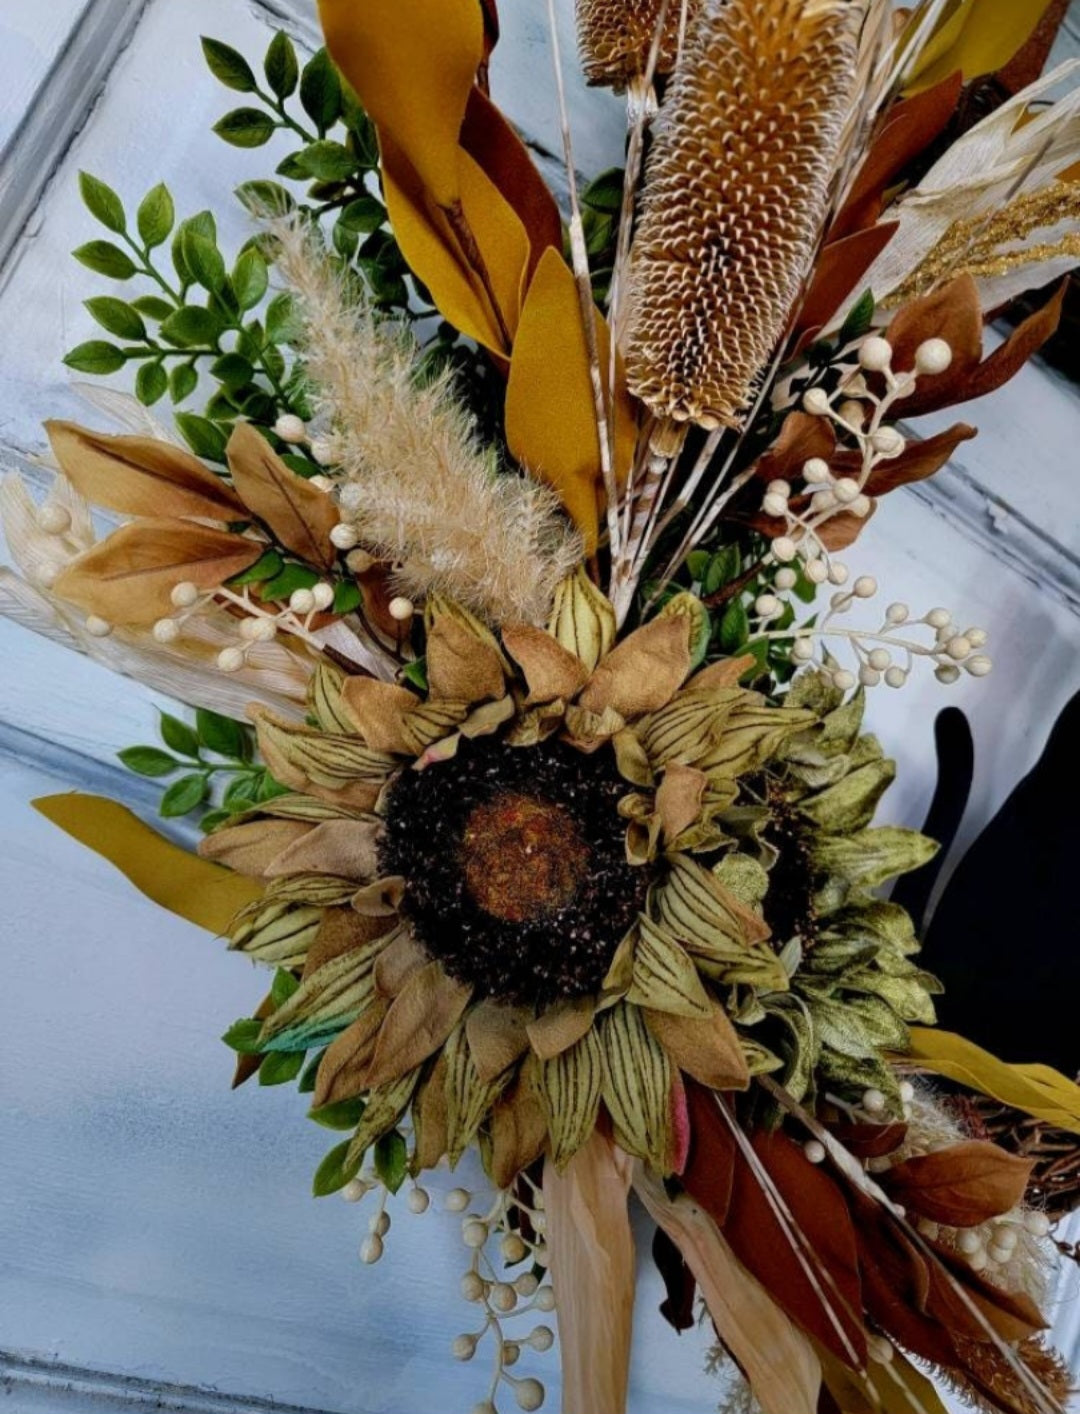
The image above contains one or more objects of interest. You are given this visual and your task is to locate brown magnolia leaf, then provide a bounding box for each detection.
[925,1239,1047,1344]
[578,616,691,719]
[312,1000,389,1108]
[830,72,964,241]
[45,421,244,522]
[886,274,983,409]
[645,1003,750,1093]
[881,1140,1034,1228]
[363,961,472,1088]
[198,819,311,878]
[749,411,836,484]
[54,518,262,625]
[684,1088,868,1364]
[827,1120,908,1160]
[795,223,899,340]
[963,279,1068,403]
[857,423,977,496]
[226,422,338,570]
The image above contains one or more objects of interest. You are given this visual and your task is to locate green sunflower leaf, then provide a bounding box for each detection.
[312,1138,361,1197]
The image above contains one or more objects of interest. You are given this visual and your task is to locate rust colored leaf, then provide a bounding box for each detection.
[881,1140,1034,1228]
[750,411,836,484]
[795,223,899,341]
[645,1002,750,1093]
[963,279,1068,403]
[460,87,561,279]
[830,73,964,240]
[45,421,244,522]
[226,422,338,570]
[681,1082,738,1227]
[826,1120,908,1160]
[860,423,977,496]
[886,274,983,410]
[652,1226,697,1332]
[54,519,262,625]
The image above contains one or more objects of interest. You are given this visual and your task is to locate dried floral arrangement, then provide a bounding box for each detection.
[3,2,1080,1412]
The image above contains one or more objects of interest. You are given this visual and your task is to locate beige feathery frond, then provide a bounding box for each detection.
[269,219,582,627]
[575,0,701,91]
[623,0,862,429]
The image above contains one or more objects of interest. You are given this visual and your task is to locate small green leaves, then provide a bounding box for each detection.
[159,711,200,758]
[72,241,137,280]
[259,1051,305,1086]
[161,773,210,817]
[79,172,126,233]
[223,1017,265,1053]
[313,1139,361,1196]
[183,227,227,293]
[236,179,295,217]
[309,1096,367,1131]
[228,549,284,587]
[160,306,222,348]
[339,195,385,234]
[265,31,299,100]
[232,248,268,311]
[300,48,342,132]
[202,36,257,92]
[271,967,301,1008]
[294,140,355,182]
[137,182,175,248]
[63,341,126,375]
[85,296,146,341]
[196,707,252,760]
[118,746,182,778]
[374,1130,408,1194]
[214,107,277,148]
[175,412,228,463]
[582,167,624,214]
[136,361,168,406]
[839,288,876,348]
[170,363,198,405]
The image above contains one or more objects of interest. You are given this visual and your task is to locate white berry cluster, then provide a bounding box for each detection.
[146,579,339,674]
[758,331,955,608]
[751,570,991,690]
[274,412,341,473]
[342,1172,555,1414]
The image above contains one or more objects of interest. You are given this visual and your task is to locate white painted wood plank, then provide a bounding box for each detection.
[0,0,89,150]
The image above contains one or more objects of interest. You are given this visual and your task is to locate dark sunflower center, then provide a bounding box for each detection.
[762,789,819,948]
[462,792,589,923]
[378,735,648,1006]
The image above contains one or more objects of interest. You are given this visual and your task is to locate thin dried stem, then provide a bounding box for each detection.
[544,0,622,570]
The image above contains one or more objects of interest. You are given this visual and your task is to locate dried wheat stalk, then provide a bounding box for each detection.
[623,0,862,430]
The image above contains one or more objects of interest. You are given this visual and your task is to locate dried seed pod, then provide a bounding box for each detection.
[624,0,862,429]
[575,0,702,90]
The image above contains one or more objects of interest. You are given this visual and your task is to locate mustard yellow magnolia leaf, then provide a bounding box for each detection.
[33,793,261,933]
[903,0,1056,95]
[318,0,483,207]
[383,139,528,354]
[506,247,636,551]
[906,1028,1080,1135]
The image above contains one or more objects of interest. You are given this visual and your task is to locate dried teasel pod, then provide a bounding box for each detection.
[623,0,863,429]
[575,0,703,91]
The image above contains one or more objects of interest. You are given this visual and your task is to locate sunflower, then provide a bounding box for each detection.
[204,573,935,1191]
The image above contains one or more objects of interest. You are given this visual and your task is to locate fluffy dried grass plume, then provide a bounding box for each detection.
[268,217,582,626]
[575,0,702,90]
[623,0,862,429]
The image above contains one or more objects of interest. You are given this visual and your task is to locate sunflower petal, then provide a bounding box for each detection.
[502,622,589,704]
[578,615,692,719]
[628,916,713,1018]
[466,1000,531,1082]
[600,1002,676,1168]
[644,1002,750,1092]
[365,962,472,1087]
[527,997,597,1060]
[490,1060,549,1187]
[537,1027,604,1169]
[312,1001,389,1109]
[258,929,389,1052]
[547,565,616,674]
[346,1067,422,1167]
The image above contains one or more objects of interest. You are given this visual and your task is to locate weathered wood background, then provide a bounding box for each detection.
[0,2,1078,1411]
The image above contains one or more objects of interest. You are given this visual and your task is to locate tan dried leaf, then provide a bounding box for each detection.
[226,421,339,570]
[644,1001,750,1091]
[578,615,691,719]
[426,613,506,703]
[655,761,708,841]
[261,818,383,882]
[364,961,472,1088]
[198,819,311,878]
[502,621,589,703]
[46,420,244,522]
[466,1000,531,1082]
[339,678,423,753]
[527,997,597,1061]
[490,1061,549,1187]
[54,519,262,625]
[312,1000,389,1108]
[625,0,861,427]
[882,1141,1034,1229]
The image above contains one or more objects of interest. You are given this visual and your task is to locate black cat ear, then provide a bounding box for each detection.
[920,689,1080,1075]
[891,706,974,935]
